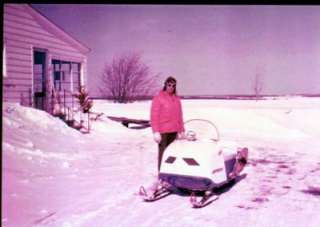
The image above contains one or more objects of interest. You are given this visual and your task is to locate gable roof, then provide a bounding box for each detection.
[26,4,91,54]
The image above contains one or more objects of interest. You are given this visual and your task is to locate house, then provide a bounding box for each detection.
[3,4,90,114]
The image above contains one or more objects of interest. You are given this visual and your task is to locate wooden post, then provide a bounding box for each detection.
[46,56,53,113]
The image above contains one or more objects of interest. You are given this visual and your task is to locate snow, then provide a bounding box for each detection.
[2,97,320,227]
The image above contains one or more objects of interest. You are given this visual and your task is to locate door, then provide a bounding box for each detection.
[33,50,46,110]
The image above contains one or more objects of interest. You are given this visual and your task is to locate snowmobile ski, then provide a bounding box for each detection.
[229,147,249,178]
[139,185,171,202]
[190,191,219,208]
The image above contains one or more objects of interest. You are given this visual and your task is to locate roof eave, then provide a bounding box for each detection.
[27,4,91,54]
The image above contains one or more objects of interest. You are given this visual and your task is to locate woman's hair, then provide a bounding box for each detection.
[162,76,177,94]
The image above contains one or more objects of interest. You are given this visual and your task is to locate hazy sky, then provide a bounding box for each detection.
[32,4,320,96]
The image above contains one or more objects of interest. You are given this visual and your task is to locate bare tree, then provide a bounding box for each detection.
[252,67,264,101]
[100,52,159,103]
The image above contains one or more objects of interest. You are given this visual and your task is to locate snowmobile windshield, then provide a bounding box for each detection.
[184,119,220,142]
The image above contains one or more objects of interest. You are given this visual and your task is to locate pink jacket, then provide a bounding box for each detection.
[150,91,185,133]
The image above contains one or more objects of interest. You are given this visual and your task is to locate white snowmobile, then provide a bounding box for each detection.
[140,119,248,208]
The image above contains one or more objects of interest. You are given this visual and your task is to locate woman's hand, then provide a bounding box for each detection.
[177,131,186,140]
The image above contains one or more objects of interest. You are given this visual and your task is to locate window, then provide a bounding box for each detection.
[52,60,81,92]
[71,63,81,92]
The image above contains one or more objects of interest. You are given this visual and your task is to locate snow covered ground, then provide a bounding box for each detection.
[2,97,320,227]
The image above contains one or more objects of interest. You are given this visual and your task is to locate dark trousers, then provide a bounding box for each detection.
[158,132,177,172]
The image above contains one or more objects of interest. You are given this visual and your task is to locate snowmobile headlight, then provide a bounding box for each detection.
[183,158,200,166]
[186,130,197,141]
[165,156,176,164]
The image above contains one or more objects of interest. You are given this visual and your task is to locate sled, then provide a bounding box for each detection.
[107,116,150,129]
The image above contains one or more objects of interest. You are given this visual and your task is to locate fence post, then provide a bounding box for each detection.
[63,89,66,116]
[71,92,74,121]
[51,88,55,114]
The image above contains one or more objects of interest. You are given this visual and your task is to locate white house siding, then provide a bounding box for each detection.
[3,4,89,111]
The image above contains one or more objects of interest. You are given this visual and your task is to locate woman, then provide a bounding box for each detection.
[150,76,185,172]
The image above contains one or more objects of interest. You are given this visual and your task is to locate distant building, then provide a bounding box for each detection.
[3,4,90,113]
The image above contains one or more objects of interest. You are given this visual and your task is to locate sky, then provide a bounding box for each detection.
[31,4,320,97]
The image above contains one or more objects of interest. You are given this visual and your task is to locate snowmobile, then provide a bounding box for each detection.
[139,119,248,208]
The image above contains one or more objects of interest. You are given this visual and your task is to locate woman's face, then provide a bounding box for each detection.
[166,82,176,94]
